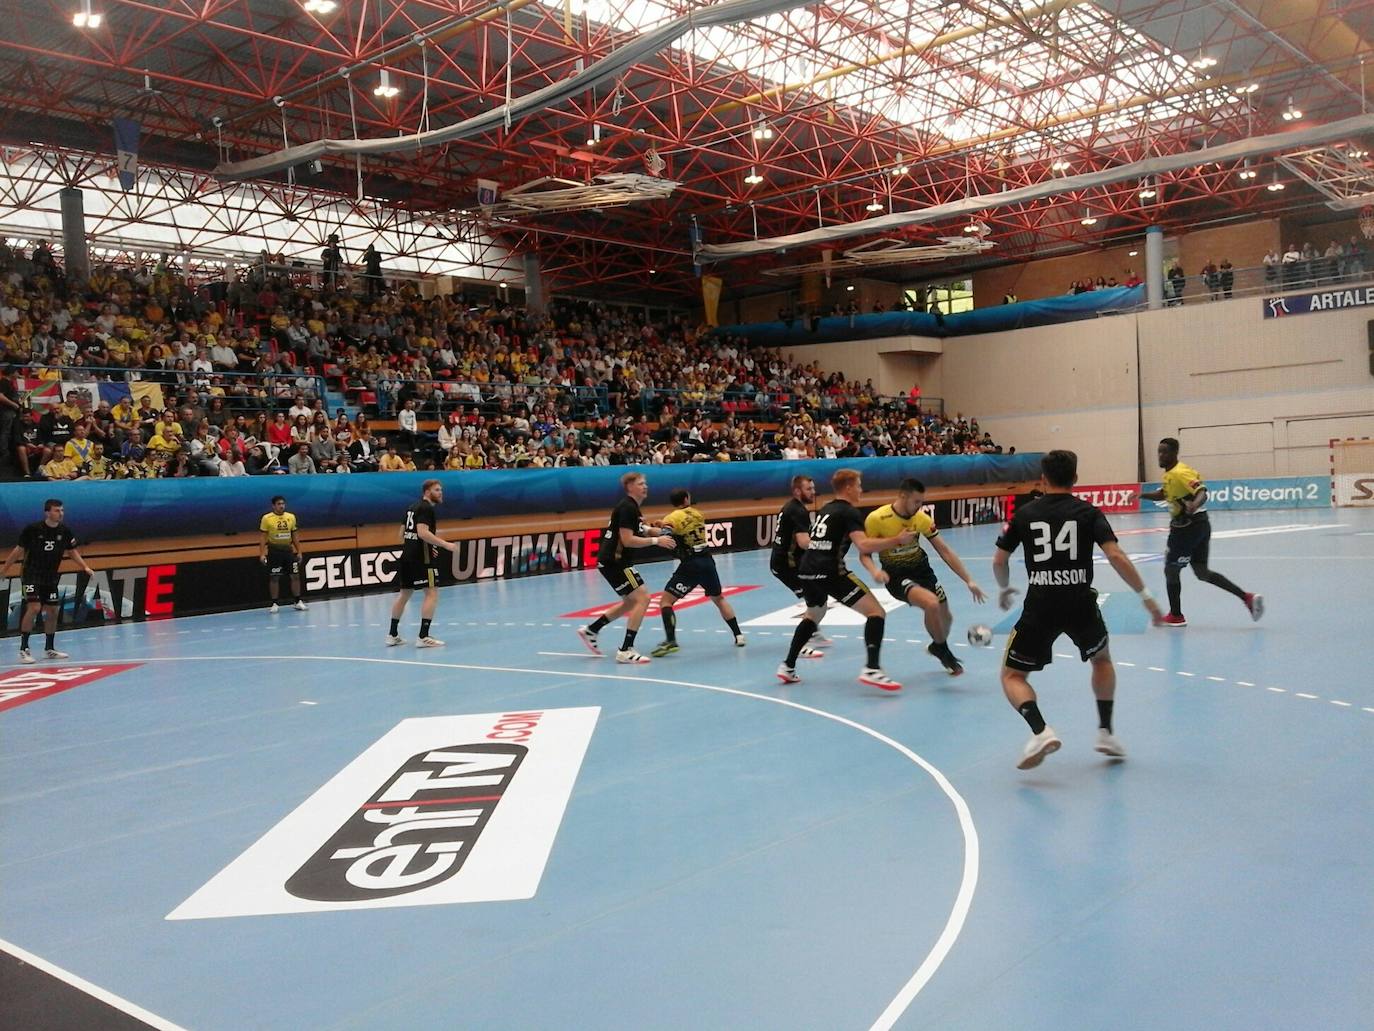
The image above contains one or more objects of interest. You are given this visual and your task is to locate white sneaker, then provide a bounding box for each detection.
[18,648,35,665]
[45,649,70,660]
[417,636,445,648]
[858,667,902,691]
[810,633,833,647]
[798,645,826,659]
[1017,727,1062,770]
[1095,728,1127,759]
[269,602,280,614]
[616,648,650,664]
[776,663,800,684]
[294,600,308,611]
[385,634,406,647]
[577,625,602,656]
[734,635,746,647]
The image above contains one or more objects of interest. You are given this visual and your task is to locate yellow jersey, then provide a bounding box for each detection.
[864,504,939,568]
[1161,461,1205,522]
[662,506,709,556]
[260,512,298,549]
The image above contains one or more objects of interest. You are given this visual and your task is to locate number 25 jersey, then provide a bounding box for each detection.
[995,493,1116,593]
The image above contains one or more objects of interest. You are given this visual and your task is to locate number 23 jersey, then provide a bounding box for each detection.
[995,493,1116,593]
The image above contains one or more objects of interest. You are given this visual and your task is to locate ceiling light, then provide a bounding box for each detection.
[1051,159,1071,172]
[1351,148,1369,159]
[585,122,601,147]
[752,120,774,141]
[301,0,337,12]
[649,269,657,275]
[1192,54,1218,70]
[1128,249,1139,257]
[846,284,855,292]
[892,153,909,176]
[1281,96,1302,121]
[1138,178,1156,199]
[373,68,399,98]
[1080,209,1098,226]
[1267,174,1285,191]
[1238,159,1257,180]
[1239,82,1259,94]
[744,166,763,185]
[866,195,884,212]
[73,0,102,27]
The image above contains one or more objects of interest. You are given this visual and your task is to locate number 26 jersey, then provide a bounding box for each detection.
[995,493,1116,594]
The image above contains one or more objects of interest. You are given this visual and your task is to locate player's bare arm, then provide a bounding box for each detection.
[852,527,915,554]
[618,525,668,549]
[930,536,986,602]
[417,524,456,552]
[66,545,95,577]
[0,545,22,577]
[1100,540,1164,624]
[859,552,888,584]
[992,545,1019,609]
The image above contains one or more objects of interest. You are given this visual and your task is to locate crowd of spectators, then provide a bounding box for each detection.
[1265,239,1368,291]
[0,243,1003,481]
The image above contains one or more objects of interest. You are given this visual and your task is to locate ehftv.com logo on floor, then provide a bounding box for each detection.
[169,708,599,920]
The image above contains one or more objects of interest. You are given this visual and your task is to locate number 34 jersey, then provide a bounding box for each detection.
[995,493,1117,594]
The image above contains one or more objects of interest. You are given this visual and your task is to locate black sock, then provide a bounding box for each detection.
[785,618,817,666]
[1018,700,1047,734]
[621,628,638,651]
[1097,699,1114,733]
[1196,568,1246,600]
[589,615,611,634]
[863,616,885,668]
[389,618,400,636]
[45,633,55,651]
[725,616,741,637]
[20,631,31,649]
[419,619,431,639]
[1165,569,1183,615]
[661,607,676,643]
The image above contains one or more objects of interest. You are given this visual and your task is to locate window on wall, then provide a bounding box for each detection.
[905,280,973,314]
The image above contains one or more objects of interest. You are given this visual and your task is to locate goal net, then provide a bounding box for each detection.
[1331,438,1374,506]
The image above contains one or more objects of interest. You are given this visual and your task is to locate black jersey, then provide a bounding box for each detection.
[401,499,438,567]
[798,499,866,578]
[598,496,644,568]
[18,521,78,583]
[771,498,812,569]
[995,492,1116,593]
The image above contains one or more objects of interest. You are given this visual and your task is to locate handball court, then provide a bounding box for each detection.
[1,507,1371,1031]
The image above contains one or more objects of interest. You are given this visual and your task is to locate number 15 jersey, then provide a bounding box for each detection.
[995,493,1116,595]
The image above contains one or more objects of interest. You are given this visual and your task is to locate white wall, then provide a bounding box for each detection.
[783,337,943,397]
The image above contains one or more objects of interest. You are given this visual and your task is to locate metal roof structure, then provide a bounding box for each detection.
[3,0,1373,297]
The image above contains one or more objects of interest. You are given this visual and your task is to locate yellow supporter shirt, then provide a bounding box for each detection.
[1161,461,1205,524]
[662,506,709,554]
[864,503,939,568]
[259,511,298,548]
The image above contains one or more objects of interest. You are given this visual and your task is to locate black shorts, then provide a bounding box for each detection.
[22,581,59,605]
[799,570,871,609]
[1165,516,1212,569]
[265,549,299,578]
[770,556,803,598]
[883,559,947,605]
[598,563,645,597]
[396,558,438,592]
[1003,589,1109,672]
[664,554,722,599]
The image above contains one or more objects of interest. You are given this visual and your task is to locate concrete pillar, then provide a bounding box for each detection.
[1145,224,1164,310]
[522,253,545,313]
[60,188,89,285]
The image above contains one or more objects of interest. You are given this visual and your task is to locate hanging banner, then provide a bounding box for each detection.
[1263,285,1374,318]
[113,118,140,191]
[701,274,723,328]
[476,179,499,214]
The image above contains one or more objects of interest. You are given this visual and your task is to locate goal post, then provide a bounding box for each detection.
[1331,437,1374,506]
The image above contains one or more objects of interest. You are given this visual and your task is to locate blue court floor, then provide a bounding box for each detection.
[2,507,1372,1031]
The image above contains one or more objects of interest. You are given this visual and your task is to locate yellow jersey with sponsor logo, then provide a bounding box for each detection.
[1162,461,1205,522]
[864,504,938,568]
[662,506,708,555]
[259,511,298,548]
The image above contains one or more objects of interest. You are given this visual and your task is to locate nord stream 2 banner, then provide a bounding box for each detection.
[1,491,1029,637]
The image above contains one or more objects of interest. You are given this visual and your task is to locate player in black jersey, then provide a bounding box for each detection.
[577,471,672,664]
[993,450,1163,770]
[769,474,831,652]
[1,498,94,664]
[386,479,456,648]
[777,468,916,691]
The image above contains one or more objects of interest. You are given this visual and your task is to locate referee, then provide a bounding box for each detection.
[1,498,95,665]
[259,495,307,613]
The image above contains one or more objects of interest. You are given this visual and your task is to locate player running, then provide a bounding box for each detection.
[649,489,745,657]
[769,474,831,652]
[1140,437,1263,627]
[993,450,1163,770]
[386,479,456,648]
[1,498,95,664]
[861,477,986,676]
[776,468,916,691]
[577,472,673,664]
[259,495,307,613]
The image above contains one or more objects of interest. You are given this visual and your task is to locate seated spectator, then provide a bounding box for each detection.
[287,441,317,475]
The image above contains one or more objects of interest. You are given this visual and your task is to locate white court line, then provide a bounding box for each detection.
[1177,672,1196,678]
[536,651,597,658]
[1268,687,1287,693]
[0,935,190,1031]
[101,653,979,1031]
[1206,676,1226,682]
[1296,693,1319,700]
[1237,681,1255,687]
[1331,700,1352,707]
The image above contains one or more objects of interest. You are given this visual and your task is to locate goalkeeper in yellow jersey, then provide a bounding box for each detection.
[650,489,746,656]
[862,477,987,675]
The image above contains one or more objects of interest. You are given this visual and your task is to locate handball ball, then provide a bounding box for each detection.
[966,624,994,648]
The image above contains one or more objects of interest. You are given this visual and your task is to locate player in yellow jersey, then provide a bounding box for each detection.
[649,489,745,656]
[259,494,307,613]
[1140,438,1262,627]
[862,478,987,675]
